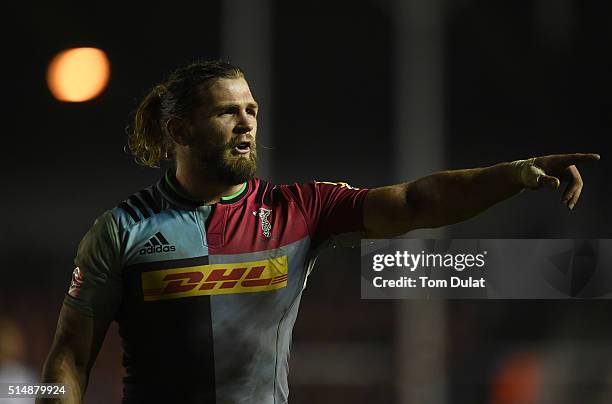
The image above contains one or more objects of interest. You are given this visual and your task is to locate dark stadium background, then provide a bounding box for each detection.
[1,1,611,403]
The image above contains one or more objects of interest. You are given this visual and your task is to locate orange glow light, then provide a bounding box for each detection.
[47,47,110,102]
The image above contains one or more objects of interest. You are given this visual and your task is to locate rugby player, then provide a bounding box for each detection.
[38,60,599,403]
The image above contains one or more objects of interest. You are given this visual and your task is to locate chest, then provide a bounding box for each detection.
[118,202,312,306]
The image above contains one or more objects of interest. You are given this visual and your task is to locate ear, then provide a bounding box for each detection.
[166,117,192,146]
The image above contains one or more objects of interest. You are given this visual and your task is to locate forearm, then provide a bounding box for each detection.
[365,153,598,237]
[405,162,524,228]
[38,350,86,404]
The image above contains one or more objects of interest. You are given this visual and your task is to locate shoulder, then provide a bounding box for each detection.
[110,182,171,229]
[249,177,281,205]
[248,178,323,208]
[274,180,366,204]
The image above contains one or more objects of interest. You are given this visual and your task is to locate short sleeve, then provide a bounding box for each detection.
[284,181,369,247]
[63,210,122,321]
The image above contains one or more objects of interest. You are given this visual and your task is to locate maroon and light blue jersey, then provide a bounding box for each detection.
[64,171,369,404]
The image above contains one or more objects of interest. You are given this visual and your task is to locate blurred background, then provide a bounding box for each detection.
[1,0,611,403]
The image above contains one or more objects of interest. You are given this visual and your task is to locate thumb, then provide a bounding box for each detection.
[515,159,547,188]
[537,175,560,189]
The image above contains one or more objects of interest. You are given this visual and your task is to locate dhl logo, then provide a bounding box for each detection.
[141,256,288,301]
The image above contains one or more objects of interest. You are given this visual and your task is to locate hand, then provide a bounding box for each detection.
[518,153,600,210]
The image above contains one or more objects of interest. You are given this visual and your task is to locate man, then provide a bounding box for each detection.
[39,59,599,403]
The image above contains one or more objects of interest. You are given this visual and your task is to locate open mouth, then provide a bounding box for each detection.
[232,141,251,155]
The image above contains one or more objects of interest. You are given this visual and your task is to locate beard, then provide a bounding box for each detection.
[197,140,257,185]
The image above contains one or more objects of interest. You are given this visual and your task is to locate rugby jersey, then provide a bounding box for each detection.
[64,170,368,404]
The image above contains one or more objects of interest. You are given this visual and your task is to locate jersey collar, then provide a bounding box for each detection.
[157,170,249,209]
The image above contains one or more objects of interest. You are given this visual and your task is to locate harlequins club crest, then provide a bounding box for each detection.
[68,267,84,298]
[253,208,272,238]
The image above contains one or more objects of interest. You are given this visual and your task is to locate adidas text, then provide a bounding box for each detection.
[140,245,176,255]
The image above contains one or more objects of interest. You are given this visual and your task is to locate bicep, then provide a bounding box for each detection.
[44,302,111,385]
[363,183,427,238]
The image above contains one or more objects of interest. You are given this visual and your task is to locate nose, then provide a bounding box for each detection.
[234,110,255,135]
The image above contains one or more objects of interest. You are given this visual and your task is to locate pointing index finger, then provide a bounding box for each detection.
[550,153,601,166]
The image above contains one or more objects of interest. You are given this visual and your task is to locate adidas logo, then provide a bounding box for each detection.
[139,232,176,255]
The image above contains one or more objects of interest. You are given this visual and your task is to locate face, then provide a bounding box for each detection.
[184,77,258,184]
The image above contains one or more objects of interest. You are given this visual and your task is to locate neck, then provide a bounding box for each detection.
[174,161,245,205]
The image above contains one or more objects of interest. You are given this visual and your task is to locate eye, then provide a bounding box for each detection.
[247,108,257,117]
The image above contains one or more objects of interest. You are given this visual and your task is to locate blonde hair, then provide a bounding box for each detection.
[127,59,244,168]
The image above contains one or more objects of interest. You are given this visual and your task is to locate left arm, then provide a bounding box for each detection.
[363,153,600,238]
